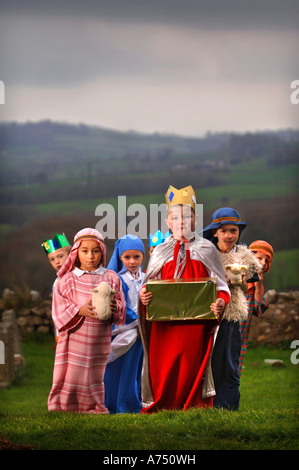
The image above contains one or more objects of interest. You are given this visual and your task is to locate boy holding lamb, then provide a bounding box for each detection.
[202,208,261,410]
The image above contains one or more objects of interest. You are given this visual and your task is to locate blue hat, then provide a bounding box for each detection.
[202,207,246,242]
[148,230,170,247]
[107,234,145,273]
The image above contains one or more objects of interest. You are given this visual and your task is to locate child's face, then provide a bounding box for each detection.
[166,205,197,241]
[252,251,270,273]
[78,240,102,272]
[214,224,239,252]
[48,247,70,272]
[120,249,144,273]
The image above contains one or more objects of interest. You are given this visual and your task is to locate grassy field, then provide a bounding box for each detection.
[32,157,299,216]
[0,336,298,451]
[264,248,299,291]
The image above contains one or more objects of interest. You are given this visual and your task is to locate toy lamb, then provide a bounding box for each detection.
[225,263,248,285]
[219,245,262,322]
[92,281,117,320]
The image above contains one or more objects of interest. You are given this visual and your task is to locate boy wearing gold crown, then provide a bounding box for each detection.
[138,185,230,413]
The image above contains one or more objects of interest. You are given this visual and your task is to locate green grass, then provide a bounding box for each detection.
[35,186,299,219]
[0,223,13,238]
[0,337,298,450]
[36,193,166,214]
[264,249,299,291]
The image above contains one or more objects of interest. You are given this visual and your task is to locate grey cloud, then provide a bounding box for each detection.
[1,13,298,89]
[0,17,153,86]
[2,0,299,30]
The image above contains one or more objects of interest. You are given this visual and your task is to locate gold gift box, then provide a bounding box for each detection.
[146,278,217,321]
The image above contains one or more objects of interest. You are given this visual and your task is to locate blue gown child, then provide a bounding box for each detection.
[104,235,145,413]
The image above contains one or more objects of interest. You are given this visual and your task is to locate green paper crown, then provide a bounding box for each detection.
[42,233,70,254]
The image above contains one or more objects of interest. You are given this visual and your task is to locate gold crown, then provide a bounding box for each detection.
[165,185,196,210]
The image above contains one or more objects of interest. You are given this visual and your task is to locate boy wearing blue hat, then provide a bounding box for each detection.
[203,207,261,410]
[104,234,145,413]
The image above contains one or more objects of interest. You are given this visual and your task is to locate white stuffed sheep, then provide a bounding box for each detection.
[225,263,248,286]
[92,281,117,320]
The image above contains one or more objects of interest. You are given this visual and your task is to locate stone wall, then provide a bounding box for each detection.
[0,289,299,387]
[0,286,298,388]
[0,288,53,387]
[0,286,298,344]
[0,288,54,337]
[0,309,24,388]
[0,289,299,344]
[248,289,299,345]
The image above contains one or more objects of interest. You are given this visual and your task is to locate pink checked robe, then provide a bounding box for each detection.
[48,267,126,413]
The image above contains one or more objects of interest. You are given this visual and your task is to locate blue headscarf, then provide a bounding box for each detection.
[107,234,145,274]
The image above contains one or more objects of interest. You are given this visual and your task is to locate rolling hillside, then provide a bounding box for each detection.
[0,121,298,292]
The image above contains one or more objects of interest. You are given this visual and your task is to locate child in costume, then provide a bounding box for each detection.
[42,233,71,274]
[203,208,261,410]
[48,228,126,414]
[138,186,230,413]
[104,234,145,413]
[42,233,71,342]
[148,230,170,256]
[239,240,274,375]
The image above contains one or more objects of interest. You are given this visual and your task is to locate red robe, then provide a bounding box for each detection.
[141,241,229,413]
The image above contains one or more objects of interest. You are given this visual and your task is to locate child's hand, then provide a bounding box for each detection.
[110,298,117,313]
[241,272,248,293]
[257,272,264,283]
[225,273,232,287]
[139,287,152,306]
[78,300,97,319]
[210,298,225,319]
[254,273,264,303]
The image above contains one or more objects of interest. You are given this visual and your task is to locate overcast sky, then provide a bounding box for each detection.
[0,0,298,136]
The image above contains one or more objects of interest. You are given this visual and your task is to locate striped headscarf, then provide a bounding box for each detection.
[57,228,106,277]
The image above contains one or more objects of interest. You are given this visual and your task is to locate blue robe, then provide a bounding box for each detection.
[104,269,144,413]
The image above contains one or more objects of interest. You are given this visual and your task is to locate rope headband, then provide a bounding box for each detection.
[74,234,104,244]
[212,216,241,224]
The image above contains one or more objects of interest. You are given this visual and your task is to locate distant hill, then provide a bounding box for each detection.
[0,120,298,292]
[0,120,298,187]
